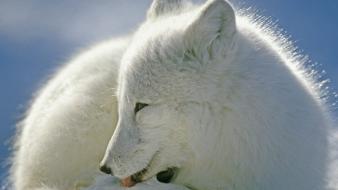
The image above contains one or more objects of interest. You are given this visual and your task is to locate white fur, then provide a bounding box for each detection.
[10,38,128,190]
[10,0,337,190]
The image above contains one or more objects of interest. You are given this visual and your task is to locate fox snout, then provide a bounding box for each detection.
[99,120,141,176]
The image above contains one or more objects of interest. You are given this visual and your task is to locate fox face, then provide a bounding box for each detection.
[100,0,236,186]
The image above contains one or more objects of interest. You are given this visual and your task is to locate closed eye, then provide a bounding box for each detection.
[134,102,149,114]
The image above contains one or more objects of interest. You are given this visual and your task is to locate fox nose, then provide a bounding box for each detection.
[99,164,112,175]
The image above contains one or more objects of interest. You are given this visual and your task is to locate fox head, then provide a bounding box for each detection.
[100,0,237,185]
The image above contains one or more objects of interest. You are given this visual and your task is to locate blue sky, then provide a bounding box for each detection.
[0,0,337,187]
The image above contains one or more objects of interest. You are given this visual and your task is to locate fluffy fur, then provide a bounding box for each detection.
[10,38,129,190]
[10,0,336,190]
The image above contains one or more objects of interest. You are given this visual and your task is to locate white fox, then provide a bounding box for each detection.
[10,0,337,190]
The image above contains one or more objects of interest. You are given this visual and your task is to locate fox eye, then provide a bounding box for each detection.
[134,102,149,114]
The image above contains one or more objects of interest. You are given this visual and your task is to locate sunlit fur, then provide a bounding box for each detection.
[9,38,129,190]
[10,0,337,190]
[101,0,336,189]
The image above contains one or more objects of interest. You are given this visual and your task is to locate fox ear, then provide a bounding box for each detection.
[184,0,236,59]
[147,0,184,19]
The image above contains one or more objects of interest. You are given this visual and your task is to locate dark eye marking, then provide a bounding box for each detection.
[134,102,149,114]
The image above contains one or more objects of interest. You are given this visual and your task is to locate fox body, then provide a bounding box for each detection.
[11,0,336,190]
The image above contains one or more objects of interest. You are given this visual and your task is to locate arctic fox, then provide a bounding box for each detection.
[10,0,336,190]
